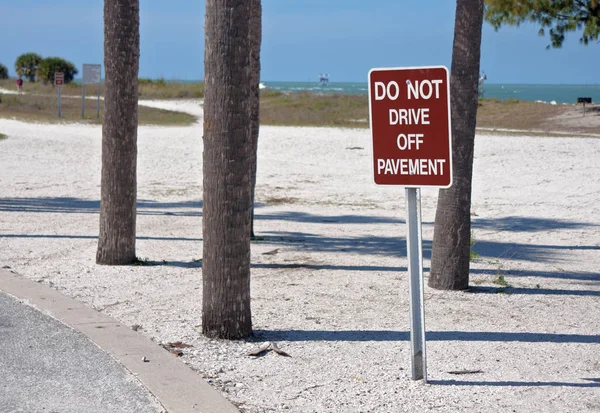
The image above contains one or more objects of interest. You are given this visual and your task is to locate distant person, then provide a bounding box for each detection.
[16,77,23,94]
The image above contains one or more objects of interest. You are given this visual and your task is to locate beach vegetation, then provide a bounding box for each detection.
[37,57,78,85]
[493,275,510,287]
[139,77,166,86]
[14,53,42,82]
[485,0,600,48]
[0,77,205,99]
[138,80,205,99]
[260,91,369,128]
[263,196,299,205]
[0,63,8,79]
[429,0,485,291]
[470,231,479,261]
[0,93,195,125]
[260,89,283,98]
[477,98,565,131]
[2,74,583,132]
[0,133,7,141]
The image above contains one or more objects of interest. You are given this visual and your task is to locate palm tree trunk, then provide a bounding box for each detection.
[429,0,484,290]
[249,0,262,238]
[97,0,140,265]
[202,0,253,339]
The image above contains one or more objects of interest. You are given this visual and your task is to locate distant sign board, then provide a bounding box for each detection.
[54,72,64,86]
[368,66,452,188]
[82,64,101,84]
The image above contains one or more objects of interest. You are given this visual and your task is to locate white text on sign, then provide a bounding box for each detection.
[375,79,446,177]
[374,79,443,101]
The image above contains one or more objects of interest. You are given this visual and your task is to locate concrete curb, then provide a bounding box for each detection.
[0,269,239,413]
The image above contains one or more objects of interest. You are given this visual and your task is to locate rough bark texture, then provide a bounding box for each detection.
[429,0,484,290]
[202,0,253,339]
[249,0,262,238]
[97,0,140,265]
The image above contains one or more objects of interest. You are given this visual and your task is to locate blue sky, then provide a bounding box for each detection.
[1,0,597,84]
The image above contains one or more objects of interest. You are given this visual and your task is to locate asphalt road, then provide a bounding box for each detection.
[0,292,164,413]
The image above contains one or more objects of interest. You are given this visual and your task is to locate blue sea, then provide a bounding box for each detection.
[261,81,600,104]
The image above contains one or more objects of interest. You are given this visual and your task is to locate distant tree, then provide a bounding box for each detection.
[249,0,262,238]
[37,57,78,85]
[429,0,485,290]
[97,0,140,265]
[485,0,600,47]
[14,53,42,82]
[0,63,8,79]
[202,0,253,339]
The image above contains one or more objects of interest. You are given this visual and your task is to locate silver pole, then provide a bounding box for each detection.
[405,187,427,382]
[58,85,61,118]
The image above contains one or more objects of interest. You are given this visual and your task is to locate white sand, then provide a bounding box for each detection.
[1,100,599,412]
[0,86,19,95]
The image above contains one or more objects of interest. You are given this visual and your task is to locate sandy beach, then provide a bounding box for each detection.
[0,98,599,412]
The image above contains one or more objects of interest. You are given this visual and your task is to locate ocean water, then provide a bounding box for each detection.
[481,84,600,104]
[262,81,600,104]
[263,81,369,96]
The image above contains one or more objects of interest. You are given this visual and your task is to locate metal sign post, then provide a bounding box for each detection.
[81,83,86,118]
[58,85,62,118]
[82,64,102,119]
[55,72,64,118]
[405,187,426,380]
[577,97,592,117]
[368,66,452,383]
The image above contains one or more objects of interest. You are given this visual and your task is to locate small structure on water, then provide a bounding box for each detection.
[319,74,329,86]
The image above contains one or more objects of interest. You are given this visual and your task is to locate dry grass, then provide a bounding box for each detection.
[476,98,567,131]
[259,91,579,132]
[260,90,369,128]
[0,93,196,125]
[0,78,204,100]
[2,78,594,134]
[137,78,205,99]
[262,196,300,205]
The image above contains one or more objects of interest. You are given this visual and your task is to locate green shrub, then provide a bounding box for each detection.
[14,53,42,82]
[0,63,8,79]
[138,77,154,85]
[469,230,479,261]
[138,77,166,86]
[37,57,78,85]
[493,275,510,287]
[260,89,283,98]
[137,80,205,99]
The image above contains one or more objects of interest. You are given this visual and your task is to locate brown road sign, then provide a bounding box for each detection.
[368,66,452,188]
[55,72,65,86]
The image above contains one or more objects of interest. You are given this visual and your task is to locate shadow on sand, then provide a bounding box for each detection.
[1,196,598,283]
[251,329,600,344]
[0,197,202,217]
[427,379,600,388]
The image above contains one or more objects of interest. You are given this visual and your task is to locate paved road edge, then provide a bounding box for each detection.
[0,269,239,413]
